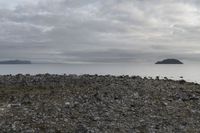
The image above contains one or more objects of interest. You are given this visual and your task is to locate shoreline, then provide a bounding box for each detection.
[0,74,200,132]
[0,73,195,83]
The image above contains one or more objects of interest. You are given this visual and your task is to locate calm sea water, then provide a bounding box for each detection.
[0,63,199,83]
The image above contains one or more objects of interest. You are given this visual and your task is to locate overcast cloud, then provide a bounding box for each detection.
[0,0,200,63]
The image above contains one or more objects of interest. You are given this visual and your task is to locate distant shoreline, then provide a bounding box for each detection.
[0,60,31,64]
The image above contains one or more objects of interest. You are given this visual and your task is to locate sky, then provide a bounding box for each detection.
[1,0,200,63]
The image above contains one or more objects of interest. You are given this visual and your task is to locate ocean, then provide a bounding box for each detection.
[0,63,199,83]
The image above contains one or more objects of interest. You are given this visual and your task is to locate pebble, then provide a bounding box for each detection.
[0,74,199,132]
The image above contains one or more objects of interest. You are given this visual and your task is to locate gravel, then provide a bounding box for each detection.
[0,74,200,132]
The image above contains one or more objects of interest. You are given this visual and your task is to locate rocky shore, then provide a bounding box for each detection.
[0,74,200,132]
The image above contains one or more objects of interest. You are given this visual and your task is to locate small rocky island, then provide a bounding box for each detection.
[155,59,183,64]
[0,60,31,64]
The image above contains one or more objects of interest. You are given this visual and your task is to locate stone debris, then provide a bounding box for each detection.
[0,74,200,132]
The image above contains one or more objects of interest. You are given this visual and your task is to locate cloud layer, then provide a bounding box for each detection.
[1,0,200,63]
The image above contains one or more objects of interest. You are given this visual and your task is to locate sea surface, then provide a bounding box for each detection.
[0,63,200,83]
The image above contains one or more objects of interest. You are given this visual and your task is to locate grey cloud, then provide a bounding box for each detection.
[0,0,200,63]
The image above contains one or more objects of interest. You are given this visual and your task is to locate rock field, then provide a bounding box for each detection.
[0,74,200,132]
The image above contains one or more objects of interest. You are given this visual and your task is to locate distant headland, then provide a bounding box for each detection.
[0,60,31,64]
[155,59,183,64]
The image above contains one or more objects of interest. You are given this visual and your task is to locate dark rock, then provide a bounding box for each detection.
[179,80,186,84]
[75,125,88,133]
[155,59,183,64]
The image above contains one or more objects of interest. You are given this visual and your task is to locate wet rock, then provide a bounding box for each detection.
[179,80,186,84]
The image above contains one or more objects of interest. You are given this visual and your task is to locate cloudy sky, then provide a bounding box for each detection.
[1,0,200,63]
